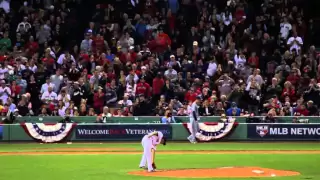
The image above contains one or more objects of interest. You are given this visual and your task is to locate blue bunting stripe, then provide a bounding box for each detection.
[182,119,238,142]
[21,123,75,143]
[32,123,67,137]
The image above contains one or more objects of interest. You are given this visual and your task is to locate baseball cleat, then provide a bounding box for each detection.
[139,166,146,169]
[152,163,157,169]
[148,169,156,172]
[187,137,194,143]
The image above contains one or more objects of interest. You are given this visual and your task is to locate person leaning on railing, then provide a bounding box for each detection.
[161,109,176,124]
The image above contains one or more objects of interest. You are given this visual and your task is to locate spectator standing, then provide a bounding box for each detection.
[0,80,11,104]
[287,32,303,54]
[50,69,63,93]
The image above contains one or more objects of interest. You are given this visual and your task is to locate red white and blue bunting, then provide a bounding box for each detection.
[21,123,75,143]
[183,117,238,142]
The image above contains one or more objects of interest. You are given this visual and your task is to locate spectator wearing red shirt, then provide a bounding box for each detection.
[152,72,165,102]
[287,69,300,86]
[185,87,198,102]
[10,80,21,101]
[92,34,107,53]
[132,64,141,76]
[25,36,39,56]
[106,69,116,80]
[135,76,151,97]
[294,104,309,116]
[149,28,171,54]
[248,52,259,68]
[93,87,105,114]
[42,49,55,72]
[117,50,127,64]
[281,81,296,102]
[234,6,246,23]
[0,55,7,62]
[167,9,176,31]
[127,46,137,63]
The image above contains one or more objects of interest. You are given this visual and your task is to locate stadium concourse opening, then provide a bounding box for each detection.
[128,167,300,178]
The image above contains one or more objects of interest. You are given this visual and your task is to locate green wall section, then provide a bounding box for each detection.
[2,125,33,141]
[9,116,320,123]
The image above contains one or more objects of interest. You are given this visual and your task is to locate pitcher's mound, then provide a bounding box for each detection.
[128,166,300,178]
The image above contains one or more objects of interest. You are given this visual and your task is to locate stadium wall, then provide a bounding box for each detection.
[1,123,320,142]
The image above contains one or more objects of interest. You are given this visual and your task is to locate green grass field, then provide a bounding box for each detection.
[1,142,320,180]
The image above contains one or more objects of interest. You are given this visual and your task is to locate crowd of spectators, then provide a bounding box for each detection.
[0,0,319,120]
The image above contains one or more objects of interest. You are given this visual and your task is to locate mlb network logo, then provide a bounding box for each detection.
[256,125,269,137]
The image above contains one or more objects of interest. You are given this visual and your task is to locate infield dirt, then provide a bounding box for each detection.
[129,167,300,178]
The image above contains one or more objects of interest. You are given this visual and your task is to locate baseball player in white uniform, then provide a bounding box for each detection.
[187,96,202,143]
[139,131,166,172]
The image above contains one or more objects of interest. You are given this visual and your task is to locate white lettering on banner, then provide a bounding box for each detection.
[270,128,288,135]
[125,129,157,134]
[291,128,320,135]
[77,129,110,135]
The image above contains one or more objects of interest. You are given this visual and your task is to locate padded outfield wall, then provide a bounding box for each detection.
[1,122,320,142]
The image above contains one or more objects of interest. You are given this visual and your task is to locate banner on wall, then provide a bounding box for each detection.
[75,124,172,140]
[182,117,238,142]
[21,123,75,143]
[247,124,320,140]
[0,124,3,140]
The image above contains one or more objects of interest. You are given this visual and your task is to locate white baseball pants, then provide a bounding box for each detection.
[139,135,155,172]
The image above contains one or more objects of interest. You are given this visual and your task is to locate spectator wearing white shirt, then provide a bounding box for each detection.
[57,51,76,65]
[207,58,217,77]
[118,93,133,107]
[4,62,14,75]
[16,17,32,33]
[234,53,246,70]
[146,18,159,31]
[167,55,181,68]
[0,80,11,104]
[287,32,303,54]
[7,98,16,112]
[247,69,264,87]
[126,71,139,84]
[16,60,26,72]
[164,66,178,82]
[89,70,102,91]
[96,106,112,123]
[0,64,8,80]
[57,101,67,117]
[80,33,93,54]
[125,31,134,47]
[57,88,71,108]
[126,79,137,98]
[221,11,233,26]
[28,60,38,73]
[0,0,10,14]
[40,77,55,94]
[41,86,57,103]
[280,17,292,40]
[50,69,63,93]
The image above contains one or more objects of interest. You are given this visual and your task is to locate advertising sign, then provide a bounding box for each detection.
[75,124,172,140]
[247,124,320,140]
